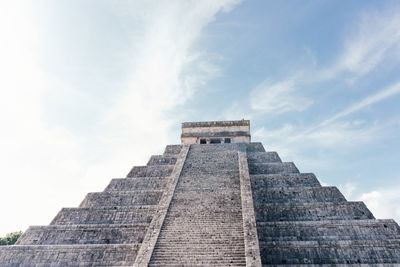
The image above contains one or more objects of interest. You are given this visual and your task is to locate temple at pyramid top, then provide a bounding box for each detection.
[181,119,251,144]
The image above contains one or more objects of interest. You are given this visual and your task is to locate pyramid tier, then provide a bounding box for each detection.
[252,186,346,203]
[79,191,163,207]
[245,142,266,152]
[16,224,148,245]
[127,165,174,178]
[248,162,299,175]
[254,201,374,222]
[0,244,139,267]
[251,173,321,188]
[256,219,400,241]
[260,239,400,264]
[51,206,157,225]
[247,151,282,163]
[105,177,169,191]
[163,145,182,155]
[147,155,177,166]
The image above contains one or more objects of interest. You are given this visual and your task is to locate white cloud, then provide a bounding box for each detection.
[0,0,242,236]
[318,5,400,80]
[360,186,400,224]
[250,77,313,114]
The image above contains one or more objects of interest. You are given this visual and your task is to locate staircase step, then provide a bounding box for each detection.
[16,224,148,245]
[254,201,374,222]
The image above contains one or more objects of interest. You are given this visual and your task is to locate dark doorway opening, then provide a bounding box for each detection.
[200,139,207,144]
[224,138,231,143]
[210,139,221,144]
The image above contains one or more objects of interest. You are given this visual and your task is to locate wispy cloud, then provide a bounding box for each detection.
[313,81,400,130]
[249,76,313,114]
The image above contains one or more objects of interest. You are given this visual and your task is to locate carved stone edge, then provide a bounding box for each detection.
[238,148,262,267]
[132,144,190,267]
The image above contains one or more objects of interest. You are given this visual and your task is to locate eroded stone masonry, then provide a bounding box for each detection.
[1,120,400,266]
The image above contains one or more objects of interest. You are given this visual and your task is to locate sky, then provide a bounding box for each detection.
[0,0,399,236]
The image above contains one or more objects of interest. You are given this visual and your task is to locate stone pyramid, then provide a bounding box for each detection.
[1,119,400,266]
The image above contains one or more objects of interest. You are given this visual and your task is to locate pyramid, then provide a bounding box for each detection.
[1,119,400,266]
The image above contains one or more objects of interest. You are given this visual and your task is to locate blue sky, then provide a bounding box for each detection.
[0,0,400,235]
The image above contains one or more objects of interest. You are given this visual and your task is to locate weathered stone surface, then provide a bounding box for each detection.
[147,155,177,166]
[105,177,168,192]
[0,244,139,266]
[79,191,163,207]
[127,165,174,178]
[248,162,299,175]
[259,239,400,264]
[254,202,374,222]
[250,173,321,189]
[247,152,282,163]
[51,206,157,225]
[16,224,148,245]
[246,142,266,152]
[252,186,346,203]
[256,219,400,241]
[163,145,182,155]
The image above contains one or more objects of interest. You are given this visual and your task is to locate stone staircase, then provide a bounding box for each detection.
[247,145,400,265]
[149,144,247,266]
[0,145,182,266]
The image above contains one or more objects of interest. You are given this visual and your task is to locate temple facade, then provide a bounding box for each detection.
[1,120,400,266]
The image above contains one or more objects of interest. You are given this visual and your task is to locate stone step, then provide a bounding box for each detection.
[50,205,157,225]
[79,190,163,207]
[252,186,346,203]
[256,219,400,241]
[16,224,148,245]
[247,151,282,163]
[248,162,299,175]
[259,239,400,264]
[0,244,139,266]
[246,142,266,152]
[104,177,168,192]
[126,165,174,178]
[163,145,182,155]
[147,155,177,166]
[250,173,321,189]
[254,201,374,222]
[150,261,246,267]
